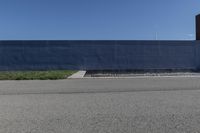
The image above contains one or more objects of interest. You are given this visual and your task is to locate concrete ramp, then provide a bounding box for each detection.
[68,71,86,79]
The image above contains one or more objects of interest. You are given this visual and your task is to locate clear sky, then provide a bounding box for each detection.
[0,0,200,40]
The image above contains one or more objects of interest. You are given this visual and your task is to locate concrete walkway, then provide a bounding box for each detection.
[68,71,86,79]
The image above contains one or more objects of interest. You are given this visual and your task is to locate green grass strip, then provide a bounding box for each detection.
[0,70,76,80]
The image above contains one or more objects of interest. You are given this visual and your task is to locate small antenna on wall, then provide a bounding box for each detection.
[154,25,158,40]
[155,31,158,40]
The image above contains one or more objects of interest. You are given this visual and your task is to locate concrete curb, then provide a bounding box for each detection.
[83,75,200,79]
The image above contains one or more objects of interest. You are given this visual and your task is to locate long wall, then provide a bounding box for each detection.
[0,41,199,71]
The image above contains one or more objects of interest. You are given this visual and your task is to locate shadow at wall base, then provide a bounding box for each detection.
[86,69,200,75]
[1,68,200,73]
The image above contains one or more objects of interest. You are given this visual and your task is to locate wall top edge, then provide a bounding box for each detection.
[0,40,198,42]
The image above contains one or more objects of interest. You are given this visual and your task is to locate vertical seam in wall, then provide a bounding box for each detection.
[194,42,197,70]
[195,42,199,70]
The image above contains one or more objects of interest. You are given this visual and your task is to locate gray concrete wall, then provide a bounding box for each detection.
[0,40,199,71]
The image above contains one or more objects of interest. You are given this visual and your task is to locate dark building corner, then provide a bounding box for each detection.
[196,14,200,40]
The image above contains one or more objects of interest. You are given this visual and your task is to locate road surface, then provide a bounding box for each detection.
[1,77,200,132]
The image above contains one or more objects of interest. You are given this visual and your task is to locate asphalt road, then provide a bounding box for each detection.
[1,77,200,95]
[1,77,200,132]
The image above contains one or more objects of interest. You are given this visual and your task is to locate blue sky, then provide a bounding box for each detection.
[0,0,200,40]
